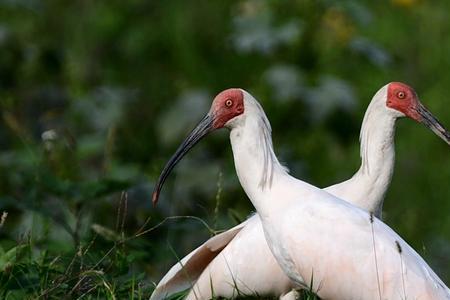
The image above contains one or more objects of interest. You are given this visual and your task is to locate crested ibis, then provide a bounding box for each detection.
[151,82,450,300]
[152,83,450,300]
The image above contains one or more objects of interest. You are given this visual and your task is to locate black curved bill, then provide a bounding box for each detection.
[152,114,213,205]
[416,103,450,146]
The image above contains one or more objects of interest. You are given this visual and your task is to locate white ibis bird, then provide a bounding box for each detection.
[150,82,450,300]
[152,83,450,300]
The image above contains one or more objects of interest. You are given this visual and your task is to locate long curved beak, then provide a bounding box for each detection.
[416,103,450,146]
[152,114,214,205]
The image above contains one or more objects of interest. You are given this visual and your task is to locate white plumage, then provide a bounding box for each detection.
[151,84,450,300]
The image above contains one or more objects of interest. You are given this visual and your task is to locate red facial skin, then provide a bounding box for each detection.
[386,82,422,121]
[211,88,245,129]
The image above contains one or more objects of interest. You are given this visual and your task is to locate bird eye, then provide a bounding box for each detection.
[225,99,233,107]
[397,91,406,99]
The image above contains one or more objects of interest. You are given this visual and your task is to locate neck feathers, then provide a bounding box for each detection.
[230,94,288,195]
[359,99,376,175]
[359,87,396,175]
[256,104,288,189]
[350,90,397,215]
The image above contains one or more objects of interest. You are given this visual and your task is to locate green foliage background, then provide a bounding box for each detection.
[0,0,449,298]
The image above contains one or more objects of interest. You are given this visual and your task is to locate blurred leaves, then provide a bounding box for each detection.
[232,1,302,55]
[349,37,391,67]
[264,64,305,102]
[0,0,449,297]
[157,89,210,146]
[0,244,27,272]
[303,76,356,123]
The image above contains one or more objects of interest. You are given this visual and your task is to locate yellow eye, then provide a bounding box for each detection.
[225,99,233,107]
[397,91,405,99]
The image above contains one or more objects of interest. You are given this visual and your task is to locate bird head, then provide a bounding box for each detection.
[385,82,450,145]
[152,88,246,205]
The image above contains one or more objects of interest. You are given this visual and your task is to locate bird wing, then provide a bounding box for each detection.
[150,217,252,300]
[276,191,450,300]
[184,214,292,300]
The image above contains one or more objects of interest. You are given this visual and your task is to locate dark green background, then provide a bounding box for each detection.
[0,0,449,298]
